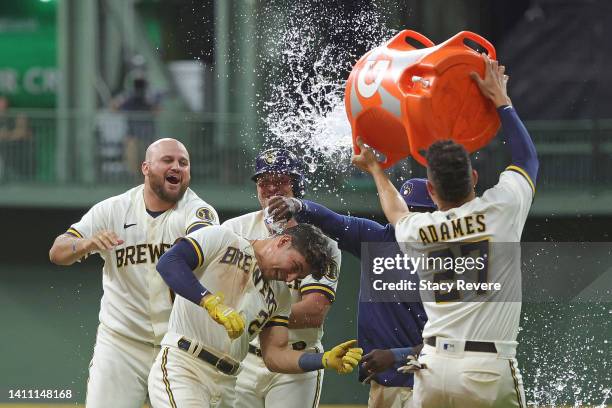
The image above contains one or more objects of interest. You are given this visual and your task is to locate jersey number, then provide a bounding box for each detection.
[428,240,489,303]
[248,310,269,336]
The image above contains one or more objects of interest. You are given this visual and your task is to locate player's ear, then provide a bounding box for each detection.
[426,179,436,200]
[277,234,292,248]
[472,169,479,189]
[142,161,149,177]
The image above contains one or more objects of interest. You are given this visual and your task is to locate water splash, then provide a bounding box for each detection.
[256,0,397,195]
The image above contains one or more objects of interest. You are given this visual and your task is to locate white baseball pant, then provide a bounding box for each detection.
[411,340,526,408]
[148,345,237,408]
[233,351,323,408]
[368,380,412,408]
[86,323,160,408]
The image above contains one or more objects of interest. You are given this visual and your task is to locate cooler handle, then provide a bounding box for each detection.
[452,31,497,60]
[352,138,404,170]
[386,30,435,52]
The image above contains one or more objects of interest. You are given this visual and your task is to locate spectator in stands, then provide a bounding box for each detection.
[112,77,159,178]
[0,95,32,181]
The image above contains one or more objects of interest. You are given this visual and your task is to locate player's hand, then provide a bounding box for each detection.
[84,230,124,252]
[470,53,512,108]
[361,349,395,375]
[351,137,382,175]
[395,343,425,374]
[201,292,245,340]
[322,339,363,374]
[397,354,427,374]
[267,196,303,221]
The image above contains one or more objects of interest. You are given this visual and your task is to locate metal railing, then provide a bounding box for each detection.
[0,109,610,191]
[0,109,251,185]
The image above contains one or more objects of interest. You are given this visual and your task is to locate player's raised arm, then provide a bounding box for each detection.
[470,54,539,190]
[267,195,393,257]
[259,325,363,374]
[351,137,411,226]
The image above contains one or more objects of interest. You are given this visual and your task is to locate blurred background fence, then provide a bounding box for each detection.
[1,109,611,212]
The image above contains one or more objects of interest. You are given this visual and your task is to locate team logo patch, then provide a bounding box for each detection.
[403,182,413,196]
[323,259,339,282]
[264,151,277,164]
[196,207,216,222]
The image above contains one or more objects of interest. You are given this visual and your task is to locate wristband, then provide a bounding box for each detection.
[298,352,324,372]
[391,347,415,365]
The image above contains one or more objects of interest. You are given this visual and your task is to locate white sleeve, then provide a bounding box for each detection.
[482,170,533,226]
[394,212,420,243]
[299,240,341,303]
[180,225,230,277]
[184,201,219,235]
[67,200,111,239]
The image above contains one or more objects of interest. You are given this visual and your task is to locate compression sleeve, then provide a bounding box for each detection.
[297,200,395,257]
[498,105,539,185]
[156,239,210,305]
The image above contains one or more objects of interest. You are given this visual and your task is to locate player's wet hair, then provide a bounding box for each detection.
[426,140,472,203]
[283,224,332,281]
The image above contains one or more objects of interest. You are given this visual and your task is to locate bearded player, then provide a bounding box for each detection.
[222,148,342,408]
[49,138,218,408]
[148,223,361,407]
[353,55,538,407]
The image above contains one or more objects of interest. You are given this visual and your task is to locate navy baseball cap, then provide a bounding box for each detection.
[400,178,436,211]
[251,148,306,198]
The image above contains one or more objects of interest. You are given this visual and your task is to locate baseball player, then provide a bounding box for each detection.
[352,54,538,407]
[49,138,218,408]
[148,223,362,408]
[222,148,342,408]
[268,178,435,408]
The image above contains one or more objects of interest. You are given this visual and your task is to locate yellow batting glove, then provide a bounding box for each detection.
[201,292,245,340]
[322,339,363,374]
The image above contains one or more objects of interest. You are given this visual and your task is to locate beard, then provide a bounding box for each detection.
[148,171,188,204]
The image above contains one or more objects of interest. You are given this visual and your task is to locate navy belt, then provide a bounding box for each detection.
[177,338,240,375]
[425,337,497,353]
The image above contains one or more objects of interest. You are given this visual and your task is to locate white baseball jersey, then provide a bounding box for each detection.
[395,168,534,342]
[161,225,293,362]
[67,185,218,345]
[222,210,341,350]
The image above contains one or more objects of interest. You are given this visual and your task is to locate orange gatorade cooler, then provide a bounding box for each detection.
[345,30,500,167]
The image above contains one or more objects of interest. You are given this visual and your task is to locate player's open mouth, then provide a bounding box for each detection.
[166,175,181,185]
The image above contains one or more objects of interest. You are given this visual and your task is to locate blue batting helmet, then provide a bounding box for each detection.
[251,148,306,198]
[400,178,436,211]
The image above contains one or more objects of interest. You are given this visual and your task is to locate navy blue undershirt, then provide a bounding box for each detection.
[498,105,539,184]
[146,209,166,218]
[156,239,210,305]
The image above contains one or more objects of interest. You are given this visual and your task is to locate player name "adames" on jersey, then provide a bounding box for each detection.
[419,214,486,244]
